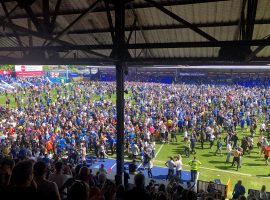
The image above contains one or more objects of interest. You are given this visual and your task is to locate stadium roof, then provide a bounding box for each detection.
[0,0,269,66]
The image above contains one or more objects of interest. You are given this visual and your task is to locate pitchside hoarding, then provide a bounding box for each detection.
[0,70,12,75]
[15,65,44,77]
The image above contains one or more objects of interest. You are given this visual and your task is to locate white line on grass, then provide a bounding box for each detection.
[110,163,116,169]
[137,163,143,170]
[155,144,164,158]
[154,159,270,179]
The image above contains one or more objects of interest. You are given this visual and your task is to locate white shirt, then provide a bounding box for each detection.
[260,123,266,129]
[226,143,232,153]
[259,191,268,200]
[175,160,182,171]
[166,160,175,170]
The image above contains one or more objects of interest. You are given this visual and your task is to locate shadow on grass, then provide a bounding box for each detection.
[256,174,270,178]
[208,160,226,164]
[169,143,180,145]
[200,153,216,157]
[245,155,260,159]
[243,163,264,167]
[214,165,233,170]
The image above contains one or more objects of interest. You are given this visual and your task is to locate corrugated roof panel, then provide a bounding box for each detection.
[256,47,270,57]
[152,48,219,58]
[253,24,270,40]
[256,0,270,20]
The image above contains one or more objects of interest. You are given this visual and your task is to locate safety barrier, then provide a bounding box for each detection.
[197,179,228,199]
[248,189,270,200]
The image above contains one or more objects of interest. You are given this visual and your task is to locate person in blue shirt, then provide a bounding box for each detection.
[232,180,245,199]
[246,117,251,127]
[178,118,184,133]
[60,137,66,150]
[240,118,245,131]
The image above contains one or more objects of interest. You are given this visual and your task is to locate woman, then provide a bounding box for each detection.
[174,155,182,180]
[259,185,269,200]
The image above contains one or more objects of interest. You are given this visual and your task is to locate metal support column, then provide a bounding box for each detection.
[114,0,126,179]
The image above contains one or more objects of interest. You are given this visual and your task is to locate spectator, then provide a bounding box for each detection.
[247,190,257,200]
[238,196,247,200]
[68,179,89,200]
[259,185,269,200]
[5,160,40,200]
[0,157,14,191]
[99,164,107,174]
[59,164,83,197]
[97,173,107,189]
[232,180,245,199]
[33,161,61,200]
[115,175,125,200]
[156,184,167,200]
[172,185,183,200]
[49,161,72,192]
[187,190,198,200]
[124,173,151,200]
[123,168,130,190]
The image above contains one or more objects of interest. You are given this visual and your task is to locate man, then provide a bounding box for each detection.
[232,180,245,199]
[263,145,270,166]
[188,156,201,182]
[0,157,15,191]
[165,157,175,180]
[214,138,223,156]
[231,148,241,171]
[4,160,40,200]
[33,161,61,200]
[124,174,151,200]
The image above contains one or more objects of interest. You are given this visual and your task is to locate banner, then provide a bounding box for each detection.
[0,70,12,75]
[15,65,43,77]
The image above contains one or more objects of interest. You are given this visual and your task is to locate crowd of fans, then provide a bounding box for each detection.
[0,156,269,200]
[0,77,270,199]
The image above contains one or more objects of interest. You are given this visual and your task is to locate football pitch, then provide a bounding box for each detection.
[1,86,270,195]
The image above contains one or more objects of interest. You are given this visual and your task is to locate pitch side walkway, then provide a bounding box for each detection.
[85,156,194,183]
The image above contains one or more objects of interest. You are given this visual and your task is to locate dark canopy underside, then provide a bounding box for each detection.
[0,0,269,66]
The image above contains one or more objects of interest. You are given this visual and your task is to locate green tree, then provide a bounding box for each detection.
[0,65,15,71]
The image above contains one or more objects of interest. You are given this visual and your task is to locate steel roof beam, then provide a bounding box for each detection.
[1,20,270,37]
[44,0,100,46]
[245,35,270,62]
[0,0,24,51]
[42,0,50,29]
[0,20,112,59]
[17,0,46,33]
[0,57,269,66]
[144,0,218,41]
[50,0,62,32]
[104,0,115,43]
[0,0,229,19]
[0,39,270,52]
[245,0,258,40]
